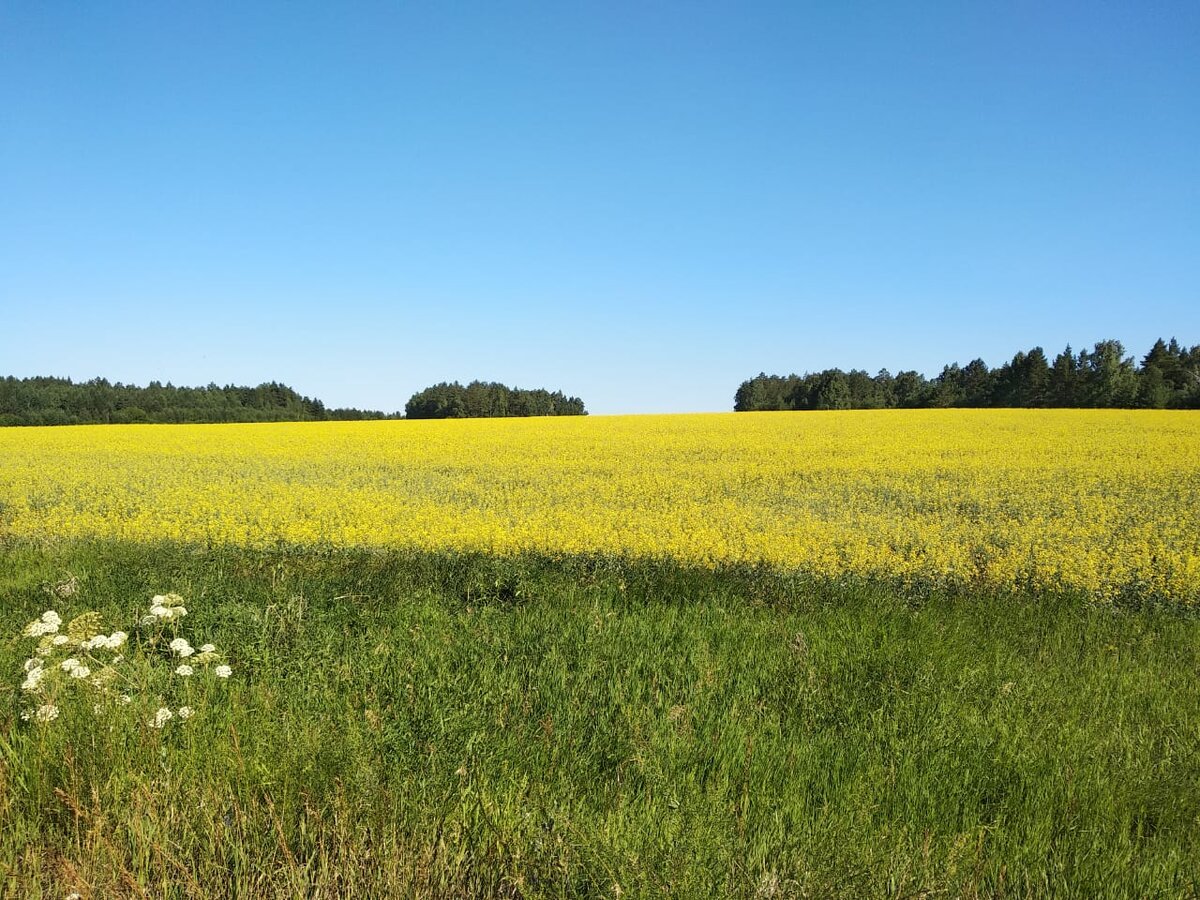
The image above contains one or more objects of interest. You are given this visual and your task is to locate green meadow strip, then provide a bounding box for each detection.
[1,540,1198,898]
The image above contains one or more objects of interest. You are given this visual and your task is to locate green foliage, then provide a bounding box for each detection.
[0,377,400,426]
[406,380,587,419]
[736,336,1200,411]
[2,540,1198,896]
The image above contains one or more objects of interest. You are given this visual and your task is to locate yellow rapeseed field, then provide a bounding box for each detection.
[1,410,1197,602]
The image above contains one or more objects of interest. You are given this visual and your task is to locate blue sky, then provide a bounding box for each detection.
[2,1,1197,414]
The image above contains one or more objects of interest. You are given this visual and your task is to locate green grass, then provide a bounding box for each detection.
[1,541,1198,898]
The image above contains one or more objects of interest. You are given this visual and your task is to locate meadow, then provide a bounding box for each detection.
[1,411,1198,897]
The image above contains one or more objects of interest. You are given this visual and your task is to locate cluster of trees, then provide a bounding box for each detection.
[0,377,398,426]
[405,381,587,418]
[735,338,1200,412]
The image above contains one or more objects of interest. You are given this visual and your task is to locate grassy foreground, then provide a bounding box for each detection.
[1,542,1198,898]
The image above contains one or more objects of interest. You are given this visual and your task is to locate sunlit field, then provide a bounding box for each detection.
[4,411,1200,896]
[2,410,1198,602]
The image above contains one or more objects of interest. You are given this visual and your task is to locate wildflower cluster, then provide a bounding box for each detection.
[23,609,62,638]
[145,592,189,623]
[17,593,233,728]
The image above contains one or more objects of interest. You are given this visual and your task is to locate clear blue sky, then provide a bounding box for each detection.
[2,1,1197,414]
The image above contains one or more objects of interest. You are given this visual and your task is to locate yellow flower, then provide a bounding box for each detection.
[1,411,1195,603]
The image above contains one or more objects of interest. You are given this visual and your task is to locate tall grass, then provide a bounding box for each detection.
[1,541,1198,897]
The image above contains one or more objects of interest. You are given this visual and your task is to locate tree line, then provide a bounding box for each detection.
[405,381,587,418]
[735,338,1200,412]
[0,377,398,426]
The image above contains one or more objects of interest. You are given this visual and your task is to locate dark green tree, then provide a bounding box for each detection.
[1048,346,1079,407]
[1080,340,1138,407]
[732,337,1193,412]
[404,381,587,419]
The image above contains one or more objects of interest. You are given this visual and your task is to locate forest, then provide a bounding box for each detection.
[405,381,587,418]
[0,377,396,426]
[735,338,1200,411]
[0,376,588,425]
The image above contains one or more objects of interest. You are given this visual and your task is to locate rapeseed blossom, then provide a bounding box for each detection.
[1,412,1197,601]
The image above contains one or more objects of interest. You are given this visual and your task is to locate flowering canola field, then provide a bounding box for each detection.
[1,410,1197,602]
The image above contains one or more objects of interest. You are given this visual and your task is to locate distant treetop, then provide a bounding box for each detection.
[0,376,399,426]
[405,381,586,419]
[735,338,1200,412]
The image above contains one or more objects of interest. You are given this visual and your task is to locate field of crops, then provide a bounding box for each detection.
[5,410,1200,896]
[2,410,1197,602]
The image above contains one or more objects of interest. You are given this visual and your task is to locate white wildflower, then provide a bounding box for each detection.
[34,703,59,723]
[52,635,71,646]
[177,706,195,721]
[60,658,82,672]
[37,645,53,657]
[82,632,127,650]
[23,620,57,637]
[23,611,63,637]
[214,664,232,679]
[119,694,132,704]
[200,643,216,654]
[23,658,40,672]
[149,594,187,620]
[150,707,174,728]
[69,665,91,679]
[175,664,194,677]
[21,668,45,691]
[169,638,194,657]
